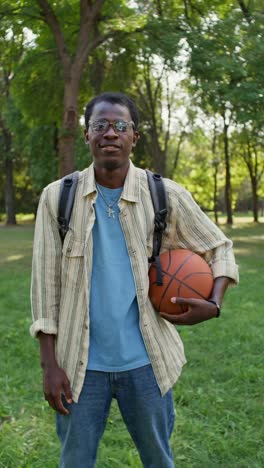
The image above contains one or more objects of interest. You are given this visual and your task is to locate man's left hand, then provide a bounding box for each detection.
[160,297,218,325]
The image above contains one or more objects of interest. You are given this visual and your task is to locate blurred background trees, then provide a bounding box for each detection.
[0,0,263,224]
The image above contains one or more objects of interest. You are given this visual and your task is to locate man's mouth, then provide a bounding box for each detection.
[100,144,120,152]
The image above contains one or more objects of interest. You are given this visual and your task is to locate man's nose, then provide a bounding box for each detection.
[103,124,118,137]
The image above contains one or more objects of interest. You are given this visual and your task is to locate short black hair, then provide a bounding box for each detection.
[84,92,139,130]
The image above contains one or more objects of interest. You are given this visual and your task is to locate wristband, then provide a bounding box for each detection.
[207,299,221,318]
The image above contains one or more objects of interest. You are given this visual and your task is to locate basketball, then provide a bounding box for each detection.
[148,249,214,315]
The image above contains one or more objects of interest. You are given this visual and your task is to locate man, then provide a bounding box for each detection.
[30,92,238,467]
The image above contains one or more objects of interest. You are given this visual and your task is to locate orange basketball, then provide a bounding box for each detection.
[148,249,214,315]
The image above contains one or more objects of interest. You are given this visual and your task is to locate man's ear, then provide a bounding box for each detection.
[84,129,89,145]
[132,131,140,147]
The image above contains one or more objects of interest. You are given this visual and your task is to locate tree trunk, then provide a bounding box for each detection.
[154,151,166,176]
[151,135,166,175]
[213,163,219,225]
[5,157,16,225]
[211,130,219,225]
[171,131,184,178]
[250,176,258,222]
[1,120,16,225]
[241,136,260,223]
[53,121,59,155]
[223,122,233,224]
[58,80,79,177]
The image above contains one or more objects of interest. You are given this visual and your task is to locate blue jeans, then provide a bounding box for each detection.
[56,364,175,467]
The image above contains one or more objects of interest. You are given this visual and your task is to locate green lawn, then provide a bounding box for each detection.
[0,220,263,467]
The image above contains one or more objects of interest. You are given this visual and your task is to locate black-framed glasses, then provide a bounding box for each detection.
[88,119,135,134]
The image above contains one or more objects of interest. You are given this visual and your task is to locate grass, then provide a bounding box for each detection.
[0,219,263,467]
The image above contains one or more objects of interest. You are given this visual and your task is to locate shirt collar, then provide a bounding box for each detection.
[81,164,96,197]
[81,160,140,203]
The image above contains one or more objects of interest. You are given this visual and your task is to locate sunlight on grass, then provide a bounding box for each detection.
[232,235,264,242]
[233,247,252,255]
[5,255,25,262]
[0,213,35,224]
[216,215,264,225]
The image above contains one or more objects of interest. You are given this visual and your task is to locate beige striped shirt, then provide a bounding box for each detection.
[30,161,238,402]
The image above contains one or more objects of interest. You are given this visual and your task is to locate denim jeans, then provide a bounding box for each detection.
[56,364,175,468]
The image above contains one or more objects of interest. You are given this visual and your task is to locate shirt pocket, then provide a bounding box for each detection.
[61,237,85,289]
[63,241,85,258]
[62,234,85,258]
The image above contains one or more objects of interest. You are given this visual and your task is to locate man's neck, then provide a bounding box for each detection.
[94,163,129,188]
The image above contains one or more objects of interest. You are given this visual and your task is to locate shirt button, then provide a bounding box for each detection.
[79,361,84,366]
[84,324,88,330]
[66,247,71,253]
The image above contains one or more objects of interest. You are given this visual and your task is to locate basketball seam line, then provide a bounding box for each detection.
[157,252,196,311]
[157,271,212,311]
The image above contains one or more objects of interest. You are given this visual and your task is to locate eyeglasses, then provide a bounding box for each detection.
[88,119,135,134]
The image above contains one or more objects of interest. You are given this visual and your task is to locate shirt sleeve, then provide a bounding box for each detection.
[30,186,62,338]
[173,188,239,284]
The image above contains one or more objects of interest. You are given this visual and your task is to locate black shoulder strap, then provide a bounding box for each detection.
[146,169,168,285]
[58,171,79,242]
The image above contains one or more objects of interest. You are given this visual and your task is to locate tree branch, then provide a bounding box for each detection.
[135,83,151,114]
[164,74,171,156]
[237,0,252,23]
[172,130,185,173]
[74,32,113,73]
[36,0,70,73]
[144,63,157,131]
[74,1,143,78]
[155,0,163,17]
[189,0,205,17]
[75,0,105,64]
[183,0,190,21]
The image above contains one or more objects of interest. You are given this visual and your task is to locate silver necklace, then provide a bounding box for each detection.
[96,184,121,219]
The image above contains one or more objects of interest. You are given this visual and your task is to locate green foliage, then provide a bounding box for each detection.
[173,129,218,209]
[0,0,263,217]
[74,128,93,171]
[12,47,64,126]
[187,4,264,125]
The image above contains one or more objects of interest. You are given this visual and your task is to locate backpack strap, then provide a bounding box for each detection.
[146,169,168,285]
[58,171,79,242]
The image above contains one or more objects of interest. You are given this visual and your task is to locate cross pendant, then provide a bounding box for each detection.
[107,207,115,218]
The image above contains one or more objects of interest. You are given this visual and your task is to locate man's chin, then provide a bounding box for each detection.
[96,157,129,171]
[102,160,121,171]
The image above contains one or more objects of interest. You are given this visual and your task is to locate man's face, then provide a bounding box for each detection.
[84,101,139,171]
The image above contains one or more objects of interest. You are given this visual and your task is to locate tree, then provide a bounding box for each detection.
[132,57,171,175]
[185,2,263,223]
[235,127,264,222]
[0,22,25,224]
[11,0,146,176]
[175,127,221,212]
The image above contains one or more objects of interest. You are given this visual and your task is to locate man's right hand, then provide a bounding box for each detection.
[38,332,72,415]
[43,364,72,415]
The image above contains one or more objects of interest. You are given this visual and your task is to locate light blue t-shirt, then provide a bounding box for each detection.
[87,184,150,371]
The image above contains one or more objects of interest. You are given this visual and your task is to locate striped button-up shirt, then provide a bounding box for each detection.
[30,161,238,402]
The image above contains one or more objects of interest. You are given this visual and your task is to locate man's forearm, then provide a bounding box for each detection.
[210,276,231,306]
[38,332,58,369]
